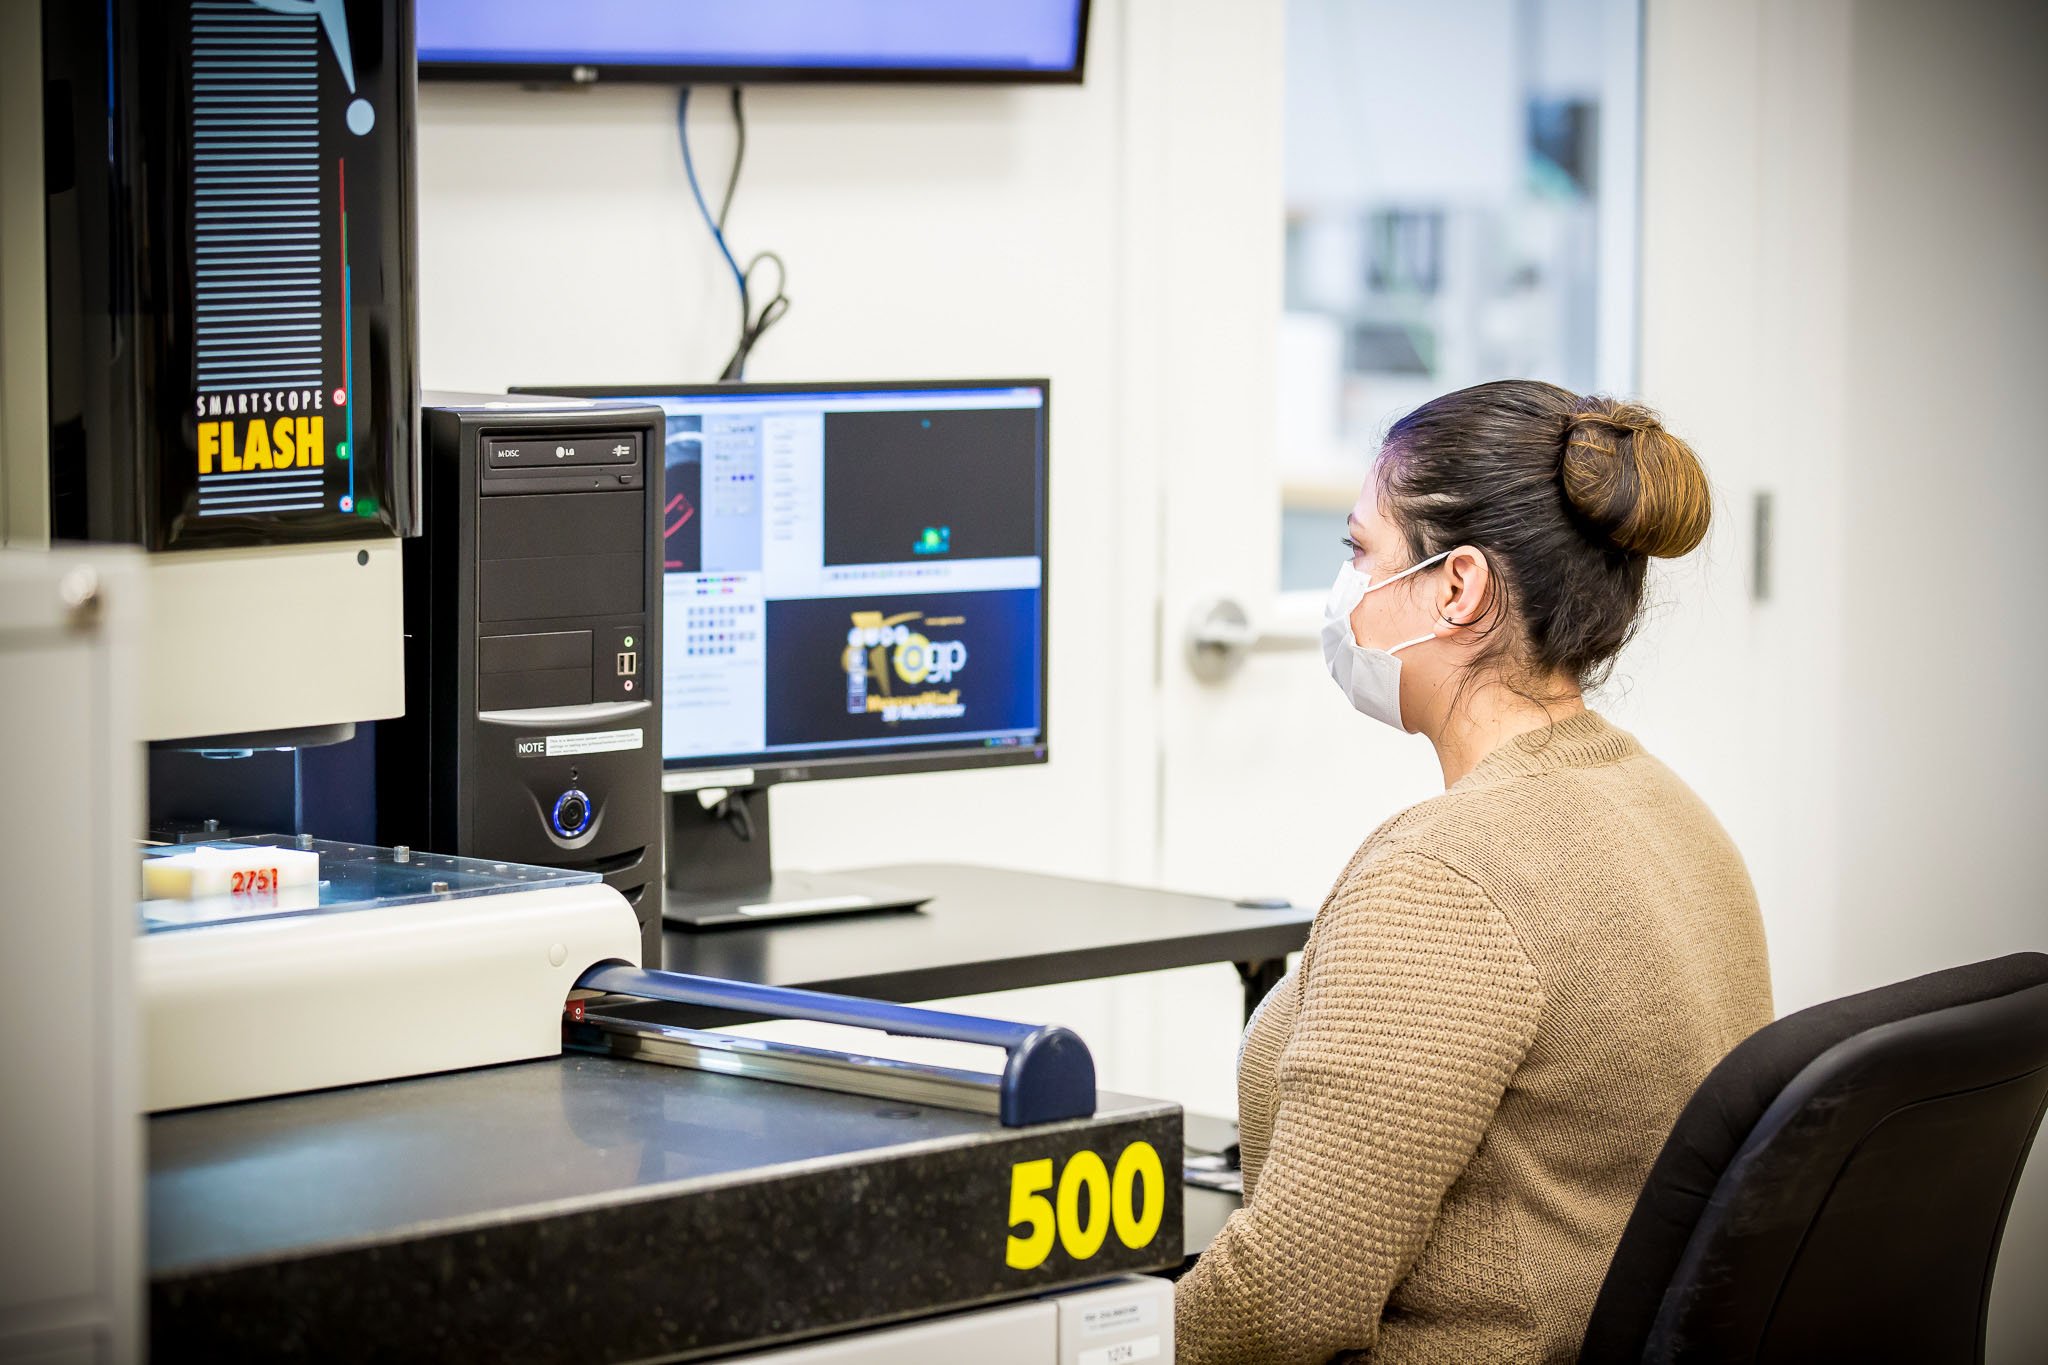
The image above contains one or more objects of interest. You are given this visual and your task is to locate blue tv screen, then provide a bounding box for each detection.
[417,0,1091,83]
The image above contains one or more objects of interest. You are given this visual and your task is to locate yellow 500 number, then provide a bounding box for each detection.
[1006,1140,1165,1270]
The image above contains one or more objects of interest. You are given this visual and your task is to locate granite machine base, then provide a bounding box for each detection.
[149,1054,1183,1363]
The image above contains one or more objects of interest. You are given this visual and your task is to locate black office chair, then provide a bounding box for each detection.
[1579,951,2048,1365]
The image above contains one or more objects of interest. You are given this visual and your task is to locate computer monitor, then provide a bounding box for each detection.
[417,1,1091,85]
[517,379,1049,925]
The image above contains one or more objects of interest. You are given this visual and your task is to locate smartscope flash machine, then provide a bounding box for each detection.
[19,0,422,745]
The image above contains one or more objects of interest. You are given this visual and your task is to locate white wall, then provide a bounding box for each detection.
[1836,0,2048,994]
[1630,1,2047,1356]
[1839,4,2048,1356]
[1626,0,1853,1013]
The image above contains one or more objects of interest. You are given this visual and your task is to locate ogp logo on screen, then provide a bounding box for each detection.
[842,613,968,687]
[894,632,967,685]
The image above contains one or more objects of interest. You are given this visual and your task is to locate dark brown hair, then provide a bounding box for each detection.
[1375,379,1711,690]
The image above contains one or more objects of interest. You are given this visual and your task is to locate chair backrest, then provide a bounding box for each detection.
[1579,951,2048,1365]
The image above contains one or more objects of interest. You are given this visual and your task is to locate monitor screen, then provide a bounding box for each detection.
[417,1,1090,83]
[526,382,1049,782]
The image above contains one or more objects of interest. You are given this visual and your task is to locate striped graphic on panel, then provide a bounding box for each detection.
[191,0,327,516]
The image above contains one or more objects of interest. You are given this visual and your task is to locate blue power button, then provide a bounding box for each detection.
[551,789,591,837]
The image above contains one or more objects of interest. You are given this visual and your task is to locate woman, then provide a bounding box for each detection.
[1174,380,1772,1365]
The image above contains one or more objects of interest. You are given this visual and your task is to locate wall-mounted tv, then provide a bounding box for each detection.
[418,0,1091,85]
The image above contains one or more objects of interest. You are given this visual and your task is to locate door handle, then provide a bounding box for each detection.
[1184,596,1319,683]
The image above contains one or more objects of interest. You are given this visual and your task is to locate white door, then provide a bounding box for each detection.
[1135,0,1645,917]
[1100,2,1643,1120]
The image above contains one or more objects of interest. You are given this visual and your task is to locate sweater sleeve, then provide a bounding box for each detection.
[1174,852,1543,1365]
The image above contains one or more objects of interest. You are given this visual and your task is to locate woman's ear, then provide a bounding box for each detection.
[1434,546,1490,637]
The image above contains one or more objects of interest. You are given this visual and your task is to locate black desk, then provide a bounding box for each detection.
[650,861,1315,1023]
[645,861,1285,1269]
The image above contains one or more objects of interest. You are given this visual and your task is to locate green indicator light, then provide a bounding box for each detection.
[337,443,350,461]
[623,635,635,648]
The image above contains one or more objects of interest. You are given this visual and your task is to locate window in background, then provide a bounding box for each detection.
[1278,0,1642,591]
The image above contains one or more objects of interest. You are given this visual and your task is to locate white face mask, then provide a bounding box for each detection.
[1320,550,1452,730]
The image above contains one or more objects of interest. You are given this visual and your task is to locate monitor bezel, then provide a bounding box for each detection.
[419,1,1091,87]
[513,378,1051,789]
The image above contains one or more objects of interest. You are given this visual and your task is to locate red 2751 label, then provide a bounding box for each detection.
[231,867,280,894]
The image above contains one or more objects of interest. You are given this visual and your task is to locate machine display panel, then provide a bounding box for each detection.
[522,382,1049,781]
[417,1,1089,84]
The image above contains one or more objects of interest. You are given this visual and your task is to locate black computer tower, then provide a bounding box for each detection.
[380,395,668,964]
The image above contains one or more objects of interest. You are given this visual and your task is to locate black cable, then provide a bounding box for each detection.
[679,84,789,382]
[721,248,790,381]
[716,86,745,234]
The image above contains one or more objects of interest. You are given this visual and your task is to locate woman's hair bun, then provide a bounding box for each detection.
[1557,397,1712,559]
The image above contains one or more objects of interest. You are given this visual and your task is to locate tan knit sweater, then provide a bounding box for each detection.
[1174,711,1771,1365]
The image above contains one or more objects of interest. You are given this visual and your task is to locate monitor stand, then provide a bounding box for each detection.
[662,786,931,929]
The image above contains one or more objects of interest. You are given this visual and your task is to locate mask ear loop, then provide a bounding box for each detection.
[1366,548,1456,656]
[1359,547,1453,595]
[1394,609,1469,656]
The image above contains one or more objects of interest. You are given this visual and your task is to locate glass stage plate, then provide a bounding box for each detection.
[139,835,598,934]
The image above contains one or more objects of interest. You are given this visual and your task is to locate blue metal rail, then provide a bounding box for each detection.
[576,964,1097,1127]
